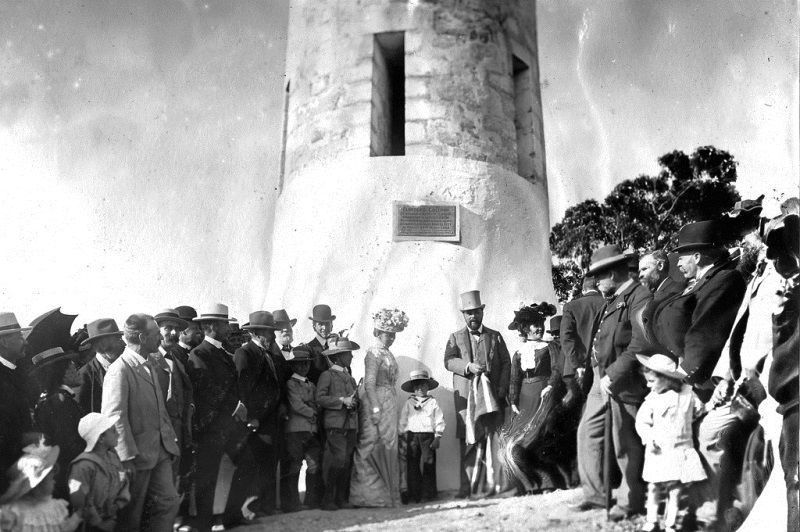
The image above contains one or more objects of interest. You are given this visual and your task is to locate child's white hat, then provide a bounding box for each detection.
[636,354,685,381]
[0,439,60,504]
[78,412,119,452]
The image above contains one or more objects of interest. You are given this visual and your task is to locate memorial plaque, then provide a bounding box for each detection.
[392,202,460,242]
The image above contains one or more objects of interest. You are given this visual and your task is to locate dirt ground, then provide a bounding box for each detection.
[237,488,645,532]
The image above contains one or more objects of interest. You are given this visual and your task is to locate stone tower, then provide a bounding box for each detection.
[267,0,554,489]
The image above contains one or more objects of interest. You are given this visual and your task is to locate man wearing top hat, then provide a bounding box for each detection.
[229,311,284,518]
[172,305,202,367]
[443,290,511,498]
[306,304,336,385]
[186,304,247,531]
[573,245,652,520]
[101,313,181,532]
[0,312,33,489]
[76,319,125,414]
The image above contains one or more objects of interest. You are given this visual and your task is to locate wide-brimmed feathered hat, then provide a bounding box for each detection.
[373,308,409,333]
[508,302,556,332]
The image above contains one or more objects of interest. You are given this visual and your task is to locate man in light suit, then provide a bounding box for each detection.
[102,314,180,532]
[444,290,511,498]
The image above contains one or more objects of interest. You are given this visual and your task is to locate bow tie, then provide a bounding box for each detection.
[469,330,481,337]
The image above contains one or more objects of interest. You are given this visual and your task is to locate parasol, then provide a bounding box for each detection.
[25,308,78,357]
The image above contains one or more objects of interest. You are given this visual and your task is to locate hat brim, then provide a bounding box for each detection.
[0,326,31,337]
[80,331,124,346]
[672,242,718,254]
[241,324,279,331]
[401,378,439,393]
[275,319,298,328]
[193,316,236,322]
[322,343,361,356]
[83,414,120,452]
[32,350,78,368]
[154,317,189,330]
[308,316,336,322]
[459,304,486,312]
[635,355,685,380]
[586,254,629,276]
[286,356,312,363]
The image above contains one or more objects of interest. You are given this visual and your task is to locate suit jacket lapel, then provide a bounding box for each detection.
[459,327,474,364]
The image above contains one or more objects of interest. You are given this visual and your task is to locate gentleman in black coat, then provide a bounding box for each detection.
[229,311,284,518]
[0,312,33,492]
[305,304,336,384]
[574,246,652,520]
[171,305,203,366]
[560,275,605,403]
[75,318,125,413]
[186,304,246,532]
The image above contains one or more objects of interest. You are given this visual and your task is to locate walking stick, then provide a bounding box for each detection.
[603,394,613,520]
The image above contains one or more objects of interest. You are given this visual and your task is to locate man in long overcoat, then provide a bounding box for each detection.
[0,312,32,492]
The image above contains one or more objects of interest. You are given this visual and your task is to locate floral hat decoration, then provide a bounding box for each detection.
[508,302,557,332]
[373,308,409,334]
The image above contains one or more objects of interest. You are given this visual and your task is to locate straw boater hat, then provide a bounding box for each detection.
[322,337,361,357]
[80,319,123,346]
[672,220,725,254]
[241,311,278,331]
[153,309,189,330]
[273,309,297,328]
[586,245,630,277]
[373,308,409,333]
[193,303,236,322]
[31,347,77,368]
[401,369,439,393]
[309,304,336,322]
[0,440,60,504]
[459,290,485,311]
[78,412,119,452]
[0,312,30,337]
[636,354,684,381]
[285,346,312,363]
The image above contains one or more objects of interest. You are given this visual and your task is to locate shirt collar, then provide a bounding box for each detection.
[178,341,191,351]
[124,346,148,365]
[251,337,266,350]
[0,356,16,370]
[59,385,75,397]
[204,336,223,349]
[315,335,328,346]
[656,277,669,293]
[694,262,714,284]
[291,373,308,382]
[331,364,345,372]
[157,345,168,357]
[95,353,112,371]
[467,325,484,335]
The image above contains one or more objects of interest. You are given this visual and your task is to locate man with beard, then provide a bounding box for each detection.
[172,305,202,366]
[187,304,247,531]
[573,246,651,521]
[444,290,511,498]
[76,319,125,413]
[0,312,32,490]
[273,309,296,360]
[306,305,335,384]
[638,250,686,298]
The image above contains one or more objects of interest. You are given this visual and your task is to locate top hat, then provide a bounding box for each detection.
[459,290,485,312]
[547,315,562,334]
[272,309,297,328]
[673,220,725,254]
[309,304,336,323]
[0,312,30,337]
[241,311,278,330]
[153,309,189,331]
[400,369,439,393]
[285,346,312,362]
[81,319,123,346]
[322,337,361,356]
[636,354,684,381]
[586,245,629,276]
[31,347,77,368]
[78,413,119,452]
[174,306,198,322]
[0,440,60,505]
[193,303,236,322]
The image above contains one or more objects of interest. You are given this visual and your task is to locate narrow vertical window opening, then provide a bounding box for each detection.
[278,80,291,194]
[371,32,405,157]
[512,55,535,181]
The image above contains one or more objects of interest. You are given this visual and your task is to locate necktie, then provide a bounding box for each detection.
[683,278,697,295]
[282,345,291,352]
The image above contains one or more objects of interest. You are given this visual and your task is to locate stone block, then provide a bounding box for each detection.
[405,98,447,121]
[405,121,426,145]
[405,76,429,99]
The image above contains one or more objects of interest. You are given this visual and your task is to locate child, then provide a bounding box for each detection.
[0,440,83,532]
[282,347,322,512]
[398,370,445,503]
[316,338,360,511]
[635,354,707,532]
[68,413,130,532]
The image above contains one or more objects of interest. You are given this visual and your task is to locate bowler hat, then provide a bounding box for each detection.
[400,369,439,393]
[672,220,724,253]
[309,304,336,322]
[546,316,562,334]
[636,354,685,381]
[81,319,123,346]
[322,337,360,356]
[0,312,30,337]
[193,303,235,322]
[459,290,485,311]
[31,347,77,368]
[174,306,198,321]
[154,309,189,331]
[241,311,278,330]
[285,346,312,362]
[586,245,629,276]
[272,309,297,328]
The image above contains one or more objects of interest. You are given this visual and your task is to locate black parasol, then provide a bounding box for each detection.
[25,308,79,358]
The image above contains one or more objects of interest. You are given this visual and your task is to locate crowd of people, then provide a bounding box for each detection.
[0,195,797,532]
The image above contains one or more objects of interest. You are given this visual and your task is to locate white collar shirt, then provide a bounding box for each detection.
[204,336,223,350]
[0,356,17,370]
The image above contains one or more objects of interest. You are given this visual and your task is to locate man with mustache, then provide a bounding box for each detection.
[305,304,336,384]
[172,305,203,366]
[76,319,126,413]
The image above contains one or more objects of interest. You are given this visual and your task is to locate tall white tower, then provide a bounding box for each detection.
[268,0,555,489]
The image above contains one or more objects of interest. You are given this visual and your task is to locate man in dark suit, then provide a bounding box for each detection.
[638,250,686,299]
[229,311,284,519]
[171,305,202,366]
[0,312,32,492]
[573,246,652,520]
[560,275,605,404]
[186,304,246,532]
[305,304,336,384]
[75,318,125,413]
[444,290,511,498]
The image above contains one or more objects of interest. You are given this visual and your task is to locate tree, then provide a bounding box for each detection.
[551,260,583,303]
[550,146,741,269]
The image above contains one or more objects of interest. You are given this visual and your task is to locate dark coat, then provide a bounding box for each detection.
[770,278,799,414]
[305,337,331,385]
[170,344,191,367]
[560,291,605,376]
[444,326,511,438]
[0,363,33,478]
[34,389,86,498]
[233,340,282,436]
[509,340,562,406]
[76,357,106,413]
[648,263,746,385]
[163,350,194,448]
[316,368,358,430]
[591,281,653,404]
[187,340,239,438]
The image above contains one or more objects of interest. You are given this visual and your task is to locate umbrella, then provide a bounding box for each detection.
[25,308,79,358]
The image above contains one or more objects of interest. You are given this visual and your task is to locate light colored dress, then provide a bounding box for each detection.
[349,344,400,507]
[635,384,707,483]
[0,496,70,532]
